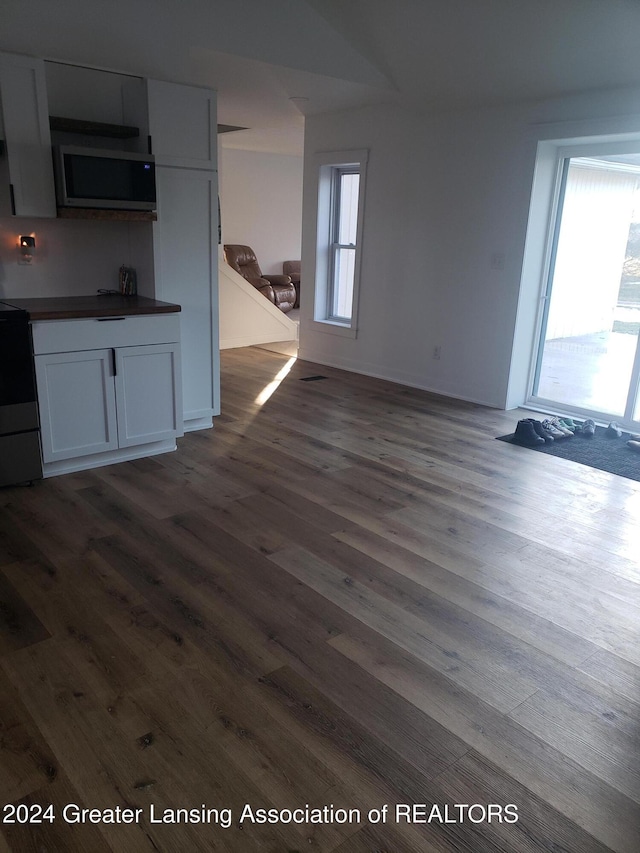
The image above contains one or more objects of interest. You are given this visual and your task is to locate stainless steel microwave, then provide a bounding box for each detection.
[53,145,156,211]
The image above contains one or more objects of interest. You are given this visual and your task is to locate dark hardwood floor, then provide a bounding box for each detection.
[1,346,639,852]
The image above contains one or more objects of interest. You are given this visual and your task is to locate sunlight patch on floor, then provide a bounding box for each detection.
[254,357,297,406]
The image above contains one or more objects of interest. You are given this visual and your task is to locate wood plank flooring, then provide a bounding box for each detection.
[1,345,640,852]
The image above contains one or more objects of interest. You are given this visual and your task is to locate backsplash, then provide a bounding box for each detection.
[0,216,154,299]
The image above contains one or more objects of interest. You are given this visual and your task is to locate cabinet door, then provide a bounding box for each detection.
[0,53,56,217]
[35,350,118,463]
[114,343,183,447]
[146,80,216,169]
[153,166,219,425]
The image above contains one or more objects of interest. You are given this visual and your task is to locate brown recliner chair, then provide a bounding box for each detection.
[283,260,301,308]
[224,245,297,314]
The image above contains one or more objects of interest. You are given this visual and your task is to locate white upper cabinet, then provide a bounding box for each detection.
[0,52,56,217]
[147,80,216,168]
[136,80,217,169]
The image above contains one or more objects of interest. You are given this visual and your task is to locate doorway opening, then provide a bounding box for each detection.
[530,152,640,426]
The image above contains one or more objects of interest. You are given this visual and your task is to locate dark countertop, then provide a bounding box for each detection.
[3,294,181,321]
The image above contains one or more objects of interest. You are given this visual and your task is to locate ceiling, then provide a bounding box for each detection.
[4,0,640,156]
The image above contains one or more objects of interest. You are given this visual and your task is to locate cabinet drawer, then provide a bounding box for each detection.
[32,314,180,354]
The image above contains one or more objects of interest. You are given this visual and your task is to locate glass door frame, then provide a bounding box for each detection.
[528,138,640,430]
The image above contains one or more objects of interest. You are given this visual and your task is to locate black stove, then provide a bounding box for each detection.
[0,300,27,317]
[0,301,42,485]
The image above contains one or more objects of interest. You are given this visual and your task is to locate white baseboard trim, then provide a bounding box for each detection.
[183,416,214,432]
[296,348,500,409]
[221,332,298,349]
[42,439,177,477]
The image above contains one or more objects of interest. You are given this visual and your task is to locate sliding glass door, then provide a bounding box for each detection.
[531,153,640,426]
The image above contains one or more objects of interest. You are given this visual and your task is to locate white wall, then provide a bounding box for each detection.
[219,147,302,275]
[300,102,534,408]
[300,91,640,409]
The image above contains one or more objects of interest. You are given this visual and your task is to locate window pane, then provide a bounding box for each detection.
[332,247,355,319]
[338,173,360,245]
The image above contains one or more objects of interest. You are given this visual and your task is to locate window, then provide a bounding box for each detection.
[312,149,367,336]
[329,168,360,322]
[529,144,640,424]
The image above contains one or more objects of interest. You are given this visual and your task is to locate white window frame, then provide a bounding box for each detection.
[328,166,359,322]
[311,149,368,338]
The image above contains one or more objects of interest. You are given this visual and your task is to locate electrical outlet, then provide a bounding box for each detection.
[490,252,505,270]
[433,345,441,360]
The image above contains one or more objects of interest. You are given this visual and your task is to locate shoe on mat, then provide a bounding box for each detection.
[527,419,554,442]
[513,420,545,447]
[558,417,576,432]
[549,417,574,437]
[566,418,583,432]
[582,418,596,437]
[538,422,556,441]
[541,419,567,439]
[606,422,623,438]
[627,440,640,452]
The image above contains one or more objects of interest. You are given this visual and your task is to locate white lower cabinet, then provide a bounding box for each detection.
[33,315,183,476]
[114,344,182,448]
[36,349,119,462]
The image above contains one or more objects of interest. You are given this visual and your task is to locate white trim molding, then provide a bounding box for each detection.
[311,148,368,336]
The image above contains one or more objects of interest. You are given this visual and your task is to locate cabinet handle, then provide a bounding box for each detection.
[111,348,117,376]
[9,184,16,216]
[148,135,153,155]
[96,317,126,322]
